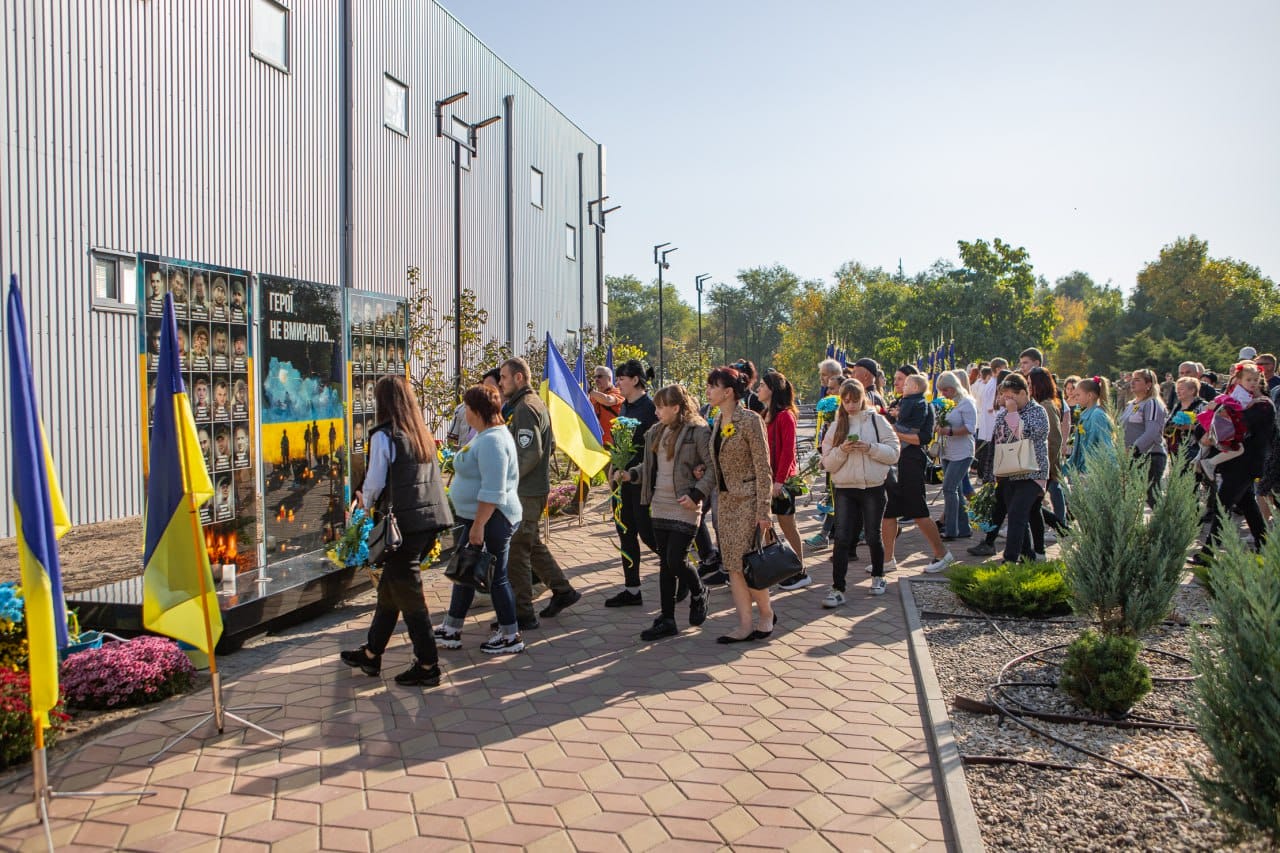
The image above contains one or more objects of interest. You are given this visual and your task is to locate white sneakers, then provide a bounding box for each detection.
[822,590,846,608]
[924,552,957,574]
[866,559,897,574]
[870,577,887,595]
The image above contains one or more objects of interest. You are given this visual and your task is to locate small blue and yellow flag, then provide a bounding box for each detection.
[143,294,222,654]
[540,333,610,478]
[7,274,72,727]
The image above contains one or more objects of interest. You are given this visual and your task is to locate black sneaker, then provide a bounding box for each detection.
[393,661,441,686]
[539,588,582,618]
[491,616,540,632]
[640,617,679,641]
[480,632,525,655]
[701,569,729,587]
[605,589,643,608]
[777,573,813,591]
[689,592,709,627]
[697,560,724,580]
[339,646,381,676]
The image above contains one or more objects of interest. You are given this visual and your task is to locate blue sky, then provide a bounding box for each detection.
[442,1,1280,306]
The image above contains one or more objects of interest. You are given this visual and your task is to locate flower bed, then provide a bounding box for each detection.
[0,669,68,769]
[59,636,195,710]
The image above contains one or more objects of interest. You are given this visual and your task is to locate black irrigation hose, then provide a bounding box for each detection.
[952,695,1197,732]
[988,645,1192,814]
[961,753,1194,784]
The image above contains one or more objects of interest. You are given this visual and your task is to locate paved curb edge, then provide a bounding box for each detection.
[900,577,987,853]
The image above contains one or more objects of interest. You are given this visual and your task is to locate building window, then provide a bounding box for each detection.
[383,74,408,136]
[91,250,137,312]
[452,117,471,170]
[530,168,544,209]
[565,225,577,261]
[250,0,289,72]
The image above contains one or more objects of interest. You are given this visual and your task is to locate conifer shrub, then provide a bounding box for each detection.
[1060,439,1199,637]
[1059,630,1152,715]
[1188,530,1280,843]
[947,560,1072,617]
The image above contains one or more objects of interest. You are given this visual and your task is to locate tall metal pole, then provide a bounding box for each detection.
[657,260,664,383]
[453,143,463,401]
[695,274,710,378]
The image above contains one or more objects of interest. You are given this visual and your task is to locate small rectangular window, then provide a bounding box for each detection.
[565,225,577,261]
[530,168,544,208]
[383,74,408,136]
[452,117,471,170]
[92,251,137,311]
[250,0,289,72]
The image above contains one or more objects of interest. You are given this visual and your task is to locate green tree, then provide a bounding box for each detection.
[605,274,696,375]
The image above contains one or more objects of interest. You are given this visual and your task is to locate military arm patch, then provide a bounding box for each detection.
[517,428,535,448]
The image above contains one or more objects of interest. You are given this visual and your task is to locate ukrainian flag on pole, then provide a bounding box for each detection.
[540,333,610,478]
[7,275,71,727]
[143,294,222,654]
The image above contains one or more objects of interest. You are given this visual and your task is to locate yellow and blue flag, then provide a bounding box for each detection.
[540,333,610,478]
[7,275,72,727]
[143,294,222,654]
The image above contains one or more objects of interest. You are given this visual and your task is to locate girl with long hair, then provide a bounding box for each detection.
[1119,367,1169,508]
[1065,376,1113,475]
[820,379,899,602]
[935,371,977,541]
[1027,368,1067,554]
[616,384,715,641]
[706,366,776,643]
[342,376,453,687]
[757,371,808,589]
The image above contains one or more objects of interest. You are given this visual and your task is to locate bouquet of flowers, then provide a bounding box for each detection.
[438,446,456,475]
[328,507,374,568]
[0,581,81,672]
[609,416,641,472]
[784,448,826,497]
[966,481,1000,533]
[814,395,840,435]
[931,396,956,418]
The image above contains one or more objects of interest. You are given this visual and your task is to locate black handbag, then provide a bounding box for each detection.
[444,542,495,593]
[742,525,803,590]
[871,416,899,489]
[366,461,403,566]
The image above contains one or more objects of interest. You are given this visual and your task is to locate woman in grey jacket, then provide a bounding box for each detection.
[1120,368,1168,508]
[617,385,716,641]
[820,380,900,602]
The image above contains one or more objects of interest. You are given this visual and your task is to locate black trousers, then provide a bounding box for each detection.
[615,482,656,587]
[367,530,439,666]
[1002,480,1043,563]
[694,512,720,565]
[1143,452,1167,509]
[832,485,887,588]
[1206,470,1268,552]
[653,526,704,620]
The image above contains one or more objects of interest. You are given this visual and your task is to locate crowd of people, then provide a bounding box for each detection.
[340,341,1279,687]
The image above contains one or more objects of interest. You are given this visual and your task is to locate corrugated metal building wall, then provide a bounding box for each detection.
[0,0,603,538]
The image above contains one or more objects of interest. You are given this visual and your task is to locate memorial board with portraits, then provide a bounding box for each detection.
[139,255,258,573]
[345,291,409,498]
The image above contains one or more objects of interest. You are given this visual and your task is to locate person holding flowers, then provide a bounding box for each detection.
[606,359,659,608]
[757,370,810,590]
[820,378,899,602]
[706,365,777,643]
[935,371,977,541]
[433,384,526,655]
[1165,376,1206,464]
[807,374,844,550]
[1065,376,1113,475]
[614,384,715,641]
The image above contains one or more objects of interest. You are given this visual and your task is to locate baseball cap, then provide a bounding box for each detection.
[1239,346,1257,360]
[852,357,880,375]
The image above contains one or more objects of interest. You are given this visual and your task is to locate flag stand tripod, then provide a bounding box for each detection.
[147,671,282,763]
[30,720,155,852]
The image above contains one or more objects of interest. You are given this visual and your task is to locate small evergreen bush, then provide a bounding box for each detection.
[0,669,68,769]
[59,636,195,710]
[1188,529,1280,843]
[1059,629,1152,715]
[947,560,1073,617]
[1061,436,1199,636]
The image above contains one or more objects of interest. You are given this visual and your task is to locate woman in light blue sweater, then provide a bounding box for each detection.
[434,384,525,655]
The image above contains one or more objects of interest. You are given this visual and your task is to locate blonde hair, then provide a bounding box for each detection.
[936,370,971,399]
[1130,368,1157,401]
[652,384,705,459]
[1174,375,1199,394]
[904,374,928,394]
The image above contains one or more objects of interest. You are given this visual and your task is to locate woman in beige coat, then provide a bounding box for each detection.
[706,365,776,643]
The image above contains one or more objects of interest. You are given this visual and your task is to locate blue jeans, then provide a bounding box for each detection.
[1047,478,1066,522]
[942,457,973,538]
[447,511,518,630]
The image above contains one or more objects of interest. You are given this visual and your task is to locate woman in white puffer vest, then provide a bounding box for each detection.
[820,379,901,603]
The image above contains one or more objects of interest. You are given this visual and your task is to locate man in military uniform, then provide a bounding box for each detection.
[499,357,582,629]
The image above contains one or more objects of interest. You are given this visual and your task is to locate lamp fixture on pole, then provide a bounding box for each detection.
[588,196,621,345]
[653,243,677,383]
[695,274,711,374]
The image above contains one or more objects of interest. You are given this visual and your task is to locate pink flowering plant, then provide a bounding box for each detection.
[546,482,580,516]
[59,636,195,710]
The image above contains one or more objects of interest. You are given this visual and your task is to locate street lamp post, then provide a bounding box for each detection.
[695,274,711,375]
[587,196,621,345]
[653,243,677,383]
[435,90,501,401]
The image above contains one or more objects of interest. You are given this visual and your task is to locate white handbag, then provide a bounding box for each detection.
[994,438,1038,477]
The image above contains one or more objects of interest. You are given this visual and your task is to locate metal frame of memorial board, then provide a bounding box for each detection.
[258,276,347,565]
[137,254,262,576]
[344,290,409,502]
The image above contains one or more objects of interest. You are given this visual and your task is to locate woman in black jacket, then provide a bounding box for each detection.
[606,360,659,608]
[341,376,453,687]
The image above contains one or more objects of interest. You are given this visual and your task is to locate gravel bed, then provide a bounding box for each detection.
[913,580,1270,851]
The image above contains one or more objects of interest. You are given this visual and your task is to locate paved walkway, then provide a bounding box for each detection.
[0,497,951,852]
